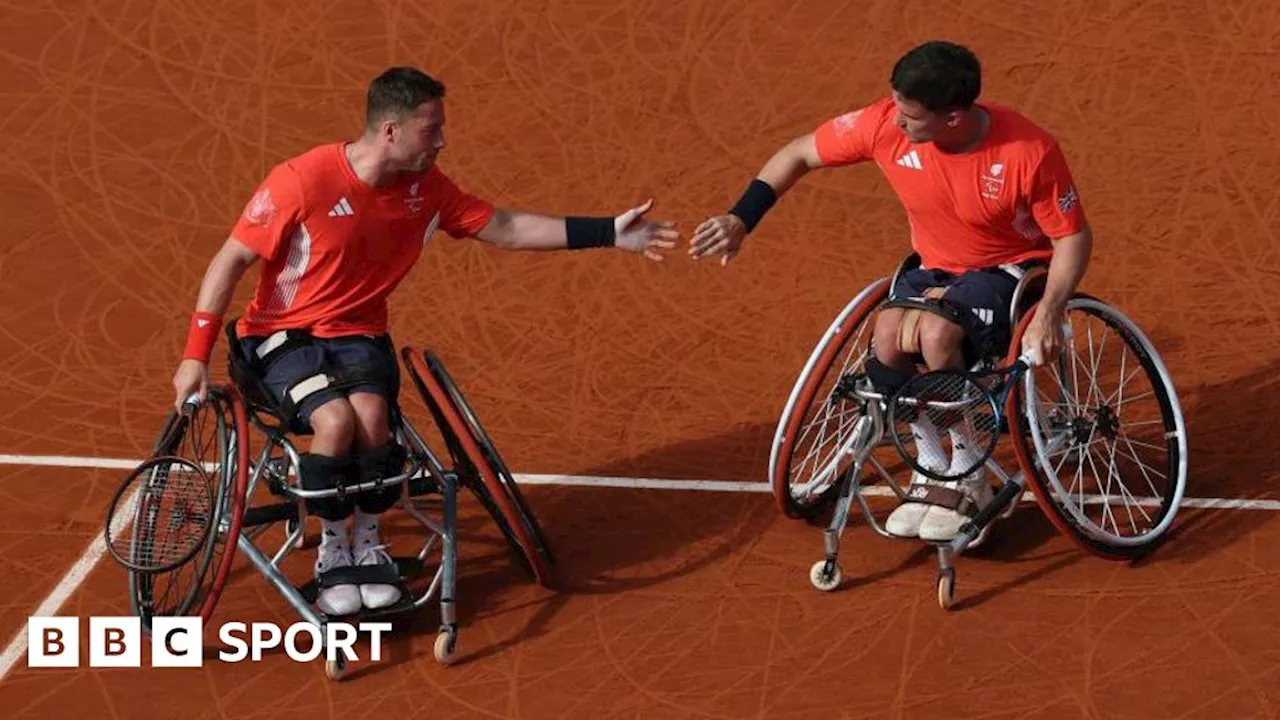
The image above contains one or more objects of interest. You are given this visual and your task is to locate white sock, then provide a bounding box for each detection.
[319,518,348,547]
[910,417,947,475]
[352,510,381,548]
[948,428,982,477]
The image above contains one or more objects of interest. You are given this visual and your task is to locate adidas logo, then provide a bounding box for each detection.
[328,197,354,217]
[972,307,995,325]
[896,150,923,170]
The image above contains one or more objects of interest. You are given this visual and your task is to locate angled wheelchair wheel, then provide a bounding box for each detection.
[1007,296,1188,558]
[401,347,553,587]
[770,278,889,519]
[127,385,250,630]
[423,350,555,567]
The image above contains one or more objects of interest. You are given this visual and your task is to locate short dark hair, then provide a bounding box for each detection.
[365,67,446,126]
[889,41,981,113]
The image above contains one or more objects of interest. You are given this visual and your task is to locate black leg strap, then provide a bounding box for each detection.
[865,356,915,396]
[298,452,355,494]
[357,442,408,486]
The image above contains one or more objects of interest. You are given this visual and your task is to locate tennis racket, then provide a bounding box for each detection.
[887,352,1039,481]
[103,455,216,574]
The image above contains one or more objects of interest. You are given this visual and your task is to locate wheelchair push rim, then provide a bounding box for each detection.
[769,278,889,519]
[401,347,554,587]
[1007,295,1188,557]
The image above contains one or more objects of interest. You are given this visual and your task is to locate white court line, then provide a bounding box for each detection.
[4,454,1277,510]
[0,462,142,682]
[0,452,1276,681]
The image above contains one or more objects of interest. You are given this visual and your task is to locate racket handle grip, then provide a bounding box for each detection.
[953,481,1023,551]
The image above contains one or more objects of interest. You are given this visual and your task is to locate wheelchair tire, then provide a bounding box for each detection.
[424,350,555,567]
[1006,295,1188,558]
[401,347,554,588]
[770,278,889,519]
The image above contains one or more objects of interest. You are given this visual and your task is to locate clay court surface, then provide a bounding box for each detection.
[1,0,1279,717]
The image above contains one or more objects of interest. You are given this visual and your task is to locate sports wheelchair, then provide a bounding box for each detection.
[768,254,1188,608]
[103,321,554,680]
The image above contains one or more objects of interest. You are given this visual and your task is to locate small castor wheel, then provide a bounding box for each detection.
[937,568,956,610]
[434,629,459,665]
[809,559,842,592]
[325,654,348,681]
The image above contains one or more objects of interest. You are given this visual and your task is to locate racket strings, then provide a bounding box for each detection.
[108,459,214,573]
[891,371,1001,480]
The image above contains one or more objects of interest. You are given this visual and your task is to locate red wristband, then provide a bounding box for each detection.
[182,311,223,363]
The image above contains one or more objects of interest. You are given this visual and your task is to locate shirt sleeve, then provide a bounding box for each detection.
[230,163,305,262]
[1027,143,1088,238]
[432,169,496,238]
[812,97,894,167]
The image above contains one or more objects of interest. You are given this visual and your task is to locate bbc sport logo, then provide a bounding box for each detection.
[27,616,391,668]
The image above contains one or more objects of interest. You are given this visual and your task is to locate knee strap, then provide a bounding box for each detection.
[892,287,951,355]
[298,452,355,492]
[865,356,915,396]
[357,442,408,484]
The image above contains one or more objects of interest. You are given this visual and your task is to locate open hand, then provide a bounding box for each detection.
[689,214,747,266]
[614,199,680,261]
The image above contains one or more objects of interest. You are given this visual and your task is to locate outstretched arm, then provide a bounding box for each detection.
[473,198,680,261]
[689,131,826,265]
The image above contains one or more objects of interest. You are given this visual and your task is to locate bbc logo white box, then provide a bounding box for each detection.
[27,617,80,668]
[152,617,203,667]
[89,617,141,667]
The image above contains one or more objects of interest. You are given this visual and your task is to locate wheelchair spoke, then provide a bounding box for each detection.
[1048,350,1084,415]
[1117,418,1164,429]
[1115,433,1170,490]
[787,330,875,501]
[1113,389,1157,408]
[794,399,864,498]
[1083,324,1108,410]
[1098,437,1151,532]
[1080,446,1118,536]
[1115,437,1167,453]
[1052,441,1076,484]
[1112,451,1155,527]
[795,394,855,459]
[1102,362,1150,410]
[1089,322,1111,405]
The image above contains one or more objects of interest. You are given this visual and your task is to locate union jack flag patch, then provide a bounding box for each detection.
[1058,187,1079,213]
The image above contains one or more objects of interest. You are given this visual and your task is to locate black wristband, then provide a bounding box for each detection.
[728,178,777,233]
[565,216,616,250]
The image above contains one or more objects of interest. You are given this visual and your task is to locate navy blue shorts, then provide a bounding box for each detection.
[237,334,400,424]
[890,266,1025,361]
